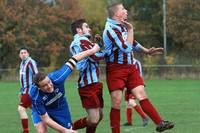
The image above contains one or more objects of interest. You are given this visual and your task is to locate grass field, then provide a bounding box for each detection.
[0,79,199,133]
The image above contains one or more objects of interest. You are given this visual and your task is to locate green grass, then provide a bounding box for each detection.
[0,80,199,133]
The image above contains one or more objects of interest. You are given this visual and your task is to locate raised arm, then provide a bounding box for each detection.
[137,45,164,55]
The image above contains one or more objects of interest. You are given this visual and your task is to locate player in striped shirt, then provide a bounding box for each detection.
[18,47,38,133]
[70,19,105,133]
[123,58,149,127]
[103,2,174,133]
[29,44,100,133]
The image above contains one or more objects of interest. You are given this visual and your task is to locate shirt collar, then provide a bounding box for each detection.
[107,18,123,26]
[73,34,81,39]
[23,57,31,63]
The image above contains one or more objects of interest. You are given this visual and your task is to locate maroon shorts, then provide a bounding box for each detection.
[106,63,144,92]
[78,82,104,109]
[124,90,136,101]
[19,93,32,108]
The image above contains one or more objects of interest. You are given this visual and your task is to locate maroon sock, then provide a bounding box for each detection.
[134,105,146,119]
[126,108,132,124]
[72,117,87,130]
[86,125,97,133]
[21,119,29,133]
[140,99,162,124]
[110,108,120,133]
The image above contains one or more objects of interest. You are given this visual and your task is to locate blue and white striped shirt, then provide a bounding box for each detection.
[133,58,143,76]
[20,57,38,94]
[103,18,142,64]
[70,34,104,88]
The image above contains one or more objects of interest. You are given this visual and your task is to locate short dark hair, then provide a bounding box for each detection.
[107,2,122,18]
[19,47,30,53]
[71,19,86,36]
[33,72,47,87]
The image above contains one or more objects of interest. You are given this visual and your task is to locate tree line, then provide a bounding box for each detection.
[0,0,199,73]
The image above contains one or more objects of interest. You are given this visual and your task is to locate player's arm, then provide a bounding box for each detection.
[66,43,100,69]
[136,45,164,55]
[41,113,77,133]
[29,60,38,74]
[48,44,100,84]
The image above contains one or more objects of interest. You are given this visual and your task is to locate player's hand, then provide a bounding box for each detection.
[94,34,104,50]
[122,20,133,31]
[147,47,164,55]
[91,43,100,54]
[64,128,78,133]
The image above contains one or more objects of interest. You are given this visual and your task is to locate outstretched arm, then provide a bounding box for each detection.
[66,44,100,69]
[41,113,78,133]
[139,46,164,55]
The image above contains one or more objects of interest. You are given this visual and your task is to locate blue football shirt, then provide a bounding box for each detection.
[29,64,73,128]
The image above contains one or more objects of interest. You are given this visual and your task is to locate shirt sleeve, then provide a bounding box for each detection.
[70,44,88,71]
[106,28,132,53]
[29,86,46,115]
[29,60,38,74]
[132,40,142,52]
[48,65,72,85]
[88,51,105,62]
[32,99,46,116]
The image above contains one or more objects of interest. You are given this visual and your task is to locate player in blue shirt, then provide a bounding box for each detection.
[29,44,100,133]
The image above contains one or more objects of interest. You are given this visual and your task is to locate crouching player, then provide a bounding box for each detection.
[29,44,100,133]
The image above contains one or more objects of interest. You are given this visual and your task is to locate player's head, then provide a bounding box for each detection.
[19,47,30,61]
[71,19,91,37]
[33,72,54,93]
[107,2,128,21]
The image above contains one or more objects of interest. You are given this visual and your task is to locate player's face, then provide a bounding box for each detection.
[82,23,92,35]
[19,49,29,60]
[115,4,128,21]
[38,76,54,93]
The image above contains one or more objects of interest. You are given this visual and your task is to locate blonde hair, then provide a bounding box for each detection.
[107,2,122,18]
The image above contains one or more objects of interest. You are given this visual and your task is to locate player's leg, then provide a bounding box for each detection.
[123,91,132,126]
[106,63,127,133]
[85,108,102,133]
[131,85,174,132]
[110,90,123,133]
[18,94,32,133]
[73,82,103,133]
[124,100,133,126]
[128,65,174,132]
[18,105,29,133]
[128,97,149,126]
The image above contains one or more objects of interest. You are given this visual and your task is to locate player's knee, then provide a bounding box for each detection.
[87,116,99,126]
[18,105,26,113]
[36,127,47,133]
[128,99,137,107]
[37,129,46,133]
[35,122,47,133]
[133,88,148,100]
[112,100,121,109]
[99,112,103,120]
